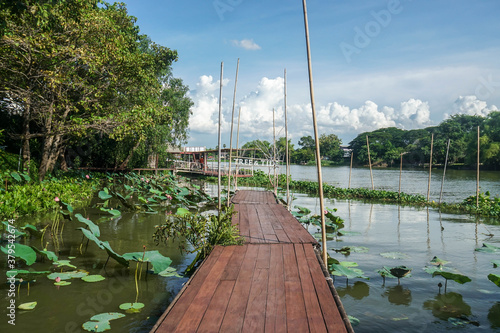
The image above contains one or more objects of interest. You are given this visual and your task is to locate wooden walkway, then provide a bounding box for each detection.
[151,190,353,332]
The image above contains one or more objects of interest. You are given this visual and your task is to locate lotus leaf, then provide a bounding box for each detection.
[330,263,369,280]
[475,243,500,253]
[492,260,500,268]
[122,250,172,274]
[432,270,471,284]
[389,266,412,279]
[380,252,410,260]
[488,273,500,287]
[30,247,58,261]
[1,221,26,237]
[7,269,50,278]
[175,207,190,217]
[430,256,449,266]
[82,275,105,282]
[75,214,100,237]
[1,243,37,265]
[54,281,71,286]
[101,241,129,267]
[158,267,182,277]
[100,207,121,217]
[77,228,105,250]
[348,315,360,326]
[119,302,144,311]
[53,260,76,269]
[376,267,396,279]
[98,190,113,200]
[47,272,74,281]
[18,302,37,310]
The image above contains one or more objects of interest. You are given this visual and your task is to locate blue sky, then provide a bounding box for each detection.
[121,0,500,148]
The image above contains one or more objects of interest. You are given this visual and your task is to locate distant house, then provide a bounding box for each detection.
[340,145,352,158]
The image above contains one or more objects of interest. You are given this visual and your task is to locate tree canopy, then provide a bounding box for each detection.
[0,0,192,179]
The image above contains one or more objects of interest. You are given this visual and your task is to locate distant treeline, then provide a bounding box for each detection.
[240,112,500,170]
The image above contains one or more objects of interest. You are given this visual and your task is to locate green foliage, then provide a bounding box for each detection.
[153,206,243,264]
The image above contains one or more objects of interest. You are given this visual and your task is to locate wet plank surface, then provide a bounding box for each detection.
[151,190,349,333]
[152,244,348,333]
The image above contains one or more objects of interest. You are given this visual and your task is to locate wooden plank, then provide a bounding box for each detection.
[242,245,269,332]
[219,244,259,332]
[283,244,309,332]
[174,246,236,332]
[304,245,347,332]
[237,204,250,241]
[274,204,317,244]
[274,229,291,243]
[265,244,287,333]
[154,246,225,332]
[197,280,235,333]
[295,244,327,333]
[221,244,247,281]
[247,204,265,243]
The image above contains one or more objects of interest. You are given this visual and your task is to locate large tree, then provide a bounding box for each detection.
[0,1,178,179]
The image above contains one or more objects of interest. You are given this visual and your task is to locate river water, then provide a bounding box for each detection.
[257,164,500,203]
[1,168,499,332]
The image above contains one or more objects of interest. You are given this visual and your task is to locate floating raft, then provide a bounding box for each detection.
[151,190,353,332]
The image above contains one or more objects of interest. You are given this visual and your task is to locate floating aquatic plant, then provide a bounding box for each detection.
[119,302,144,313]
[475,243,500,253]
[329,261,369,284]
[82,312,125,332]
[18,302,37,310]
[1,243,37,265]
[377,266,412,285]
[489,274,500,287]
[82,275,105,283]
[424,265,471,292]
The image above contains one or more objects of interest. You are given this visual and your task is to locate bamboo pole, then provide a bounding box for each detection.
[477,126,480,208]
[273,108,277,195]
[235,107,241,189]
[217,62,223,214]
[366,135,374,190]
[399,152,403,198]
[284,68,290,209]
[427,133,434,202]
[439,139,451,204]
[302,0,327,265]
[227,58,240,206]
[348,151,353,189]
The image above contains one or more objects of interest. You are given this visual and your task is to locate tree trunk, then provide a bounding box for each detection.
[118,139,142,170]
[39,134,63,180]
[21,98,31,172]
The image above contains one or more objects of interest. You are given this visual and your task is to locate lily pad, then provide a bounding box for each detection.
[98,190,113,200]
[175,207,190,217]
[53,260,77,269]
[432,270,471,284]
[380,252,410,260]
[82,275,105,283]
[332,246,369,254]
[47,272,74,281]
[54,281,71,286]
[18,302,37,310]
[82,312,125,332]
[119,302,145,313]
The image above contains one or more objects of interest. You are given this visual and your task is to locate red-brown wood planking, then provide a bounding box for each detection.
[151,191,350,333]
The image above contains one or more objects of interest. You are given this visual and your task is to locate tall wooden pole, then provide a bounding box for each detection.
[235,106,241,190]
[284,69,290,209]
[302,0,327,265]
[477,126,480,208]
[227,58,239,206]
[399,152,403,198]
[348,151,353,189]
[217,62,223,214]
[366,135,374,190]
[439,139,451,204]
[427,133,434,202]
[273,108,277,195]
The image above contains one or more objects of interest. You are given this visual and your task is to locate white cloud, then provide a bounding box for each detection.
[188,75,229,135]
[230,39,261,50]
[447,95,498,118]
[188,75,497,147]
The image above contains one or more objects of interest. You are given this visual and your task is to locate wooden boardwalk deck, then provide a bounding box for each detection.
[151,190,352,333]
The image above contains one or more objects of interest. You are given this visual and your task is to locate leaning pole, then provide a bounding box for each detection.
[302,0,327,265]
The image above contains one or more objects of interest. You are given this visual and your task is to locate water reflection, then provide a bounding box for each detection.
[423,292,471,321]
[488,302,500,329]
[336,281,370,300]
[383,285,412,306]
